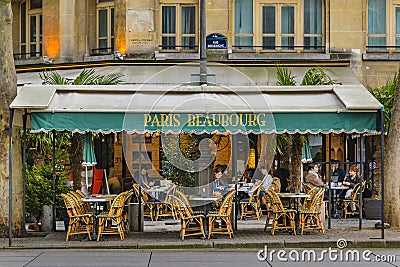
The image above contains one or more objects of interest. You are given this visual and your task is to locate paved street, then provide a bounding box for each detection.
[0,249,398,267]
[1,218,399,267]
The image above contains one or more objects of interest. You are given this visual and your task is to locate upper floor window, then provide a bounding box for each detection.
[234,0,324,52]
[96,0,114,54]
[160,4,197,51]
[367,0,400,51]
[19,0,42,59]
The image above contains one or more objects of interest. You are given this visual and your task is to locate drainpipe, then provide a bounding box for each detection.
[380,108,385,239]
[199,0,207,85]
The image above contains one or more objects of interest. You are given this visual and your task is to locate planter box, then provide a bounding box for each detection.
[364,199,382,220]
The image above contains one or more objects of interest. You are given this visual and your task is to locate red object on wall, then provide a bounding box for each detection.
[92,166,103,194]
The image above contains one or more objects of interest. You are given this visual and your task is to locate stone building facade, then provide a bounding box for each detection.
[10,0,400,89]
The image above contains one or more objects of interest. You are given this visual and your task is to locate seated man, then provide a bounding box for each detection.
[305,163,324,189]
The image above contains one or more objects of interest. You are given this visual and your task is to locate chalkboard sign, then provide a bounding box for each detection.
[206,33,227,49]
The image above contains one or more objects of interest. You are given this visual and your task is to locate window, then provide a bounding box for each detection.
[233,0,324,52]
[161,4,197,51]
[19,0,42,59]
[97,0,114,54]
[367,0,400,51]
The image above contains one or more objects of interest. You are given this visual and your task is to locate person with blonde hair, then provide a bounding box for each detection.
[341,164,360,198]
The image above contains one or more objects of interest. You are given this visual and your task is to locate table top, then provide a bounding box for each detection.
[82,194,117,202]
[326,184,349,190]
[146,186,170,192]
[189,196,221,201]
[278,192,311,198]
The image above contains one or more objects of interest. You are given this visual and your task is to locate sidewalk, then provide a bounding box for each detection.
[2,217,399,250]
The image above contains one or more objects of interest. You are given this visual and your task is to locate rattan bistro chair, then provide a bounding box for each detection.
[170,195,206,240]
[239,183,263,220]
[155,186,177,221]
[342,181,366,218]
[132,183,158,220]
[61,193,93,241]
[206,190,236,239]
[264,190,297,236]
[299,188,326,235]
[96,192,126,241]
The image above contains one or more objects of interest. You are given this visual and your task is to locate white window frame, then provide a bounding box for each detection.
[160,3,198,52]
[233,0,324,53]
[19,0,42,59]
[96,0,114,54]
[367,0,400,52]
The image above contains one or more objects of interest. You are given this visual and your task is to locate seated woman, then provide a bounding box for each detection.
[212,168,230,196]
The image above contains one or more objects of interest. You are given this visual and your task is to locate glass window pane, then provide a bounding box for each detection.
[111,8,114,36]
[368,0,386,34]
[39,15,42,42]
[281,36,294,50]
[98,39,108,50]
[281,6,294,34]
[98,9,108,38]
[304,36,322,50]
[162,6,176,34]
[368,37,386,50]
[262,6,275,34]
[182,6,195,34]
[396,7,400,34]
[262,37,275,50]
[30,16,36,42]
[30,0,42,9]
[396,37,400,50]
[234,0,253,34]
[234,36,253,50]
[30,44,36,55]
[304,0,322,34]
[162,37,176,49]
[21,45,26,58]
[182,37,196,50]
[21,2,26,43]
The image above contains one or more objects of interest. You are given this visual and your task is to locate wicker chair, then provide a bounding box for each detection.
[342,181,366,218]
[206,190,236,239]
[264,190,297,236]
[122,190,134,235]
[132,183,158,221]
[61,193,93,241]
[155,186,177,221]
[299,188,326,235]
[96,192,126,241]
[173,189,204,216]
[170,195,206,240]
[239,184,263,220]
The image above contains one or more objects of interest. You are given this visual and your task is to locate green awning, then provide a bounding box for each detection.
[10,83,382,134]
[30,111,379,134]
